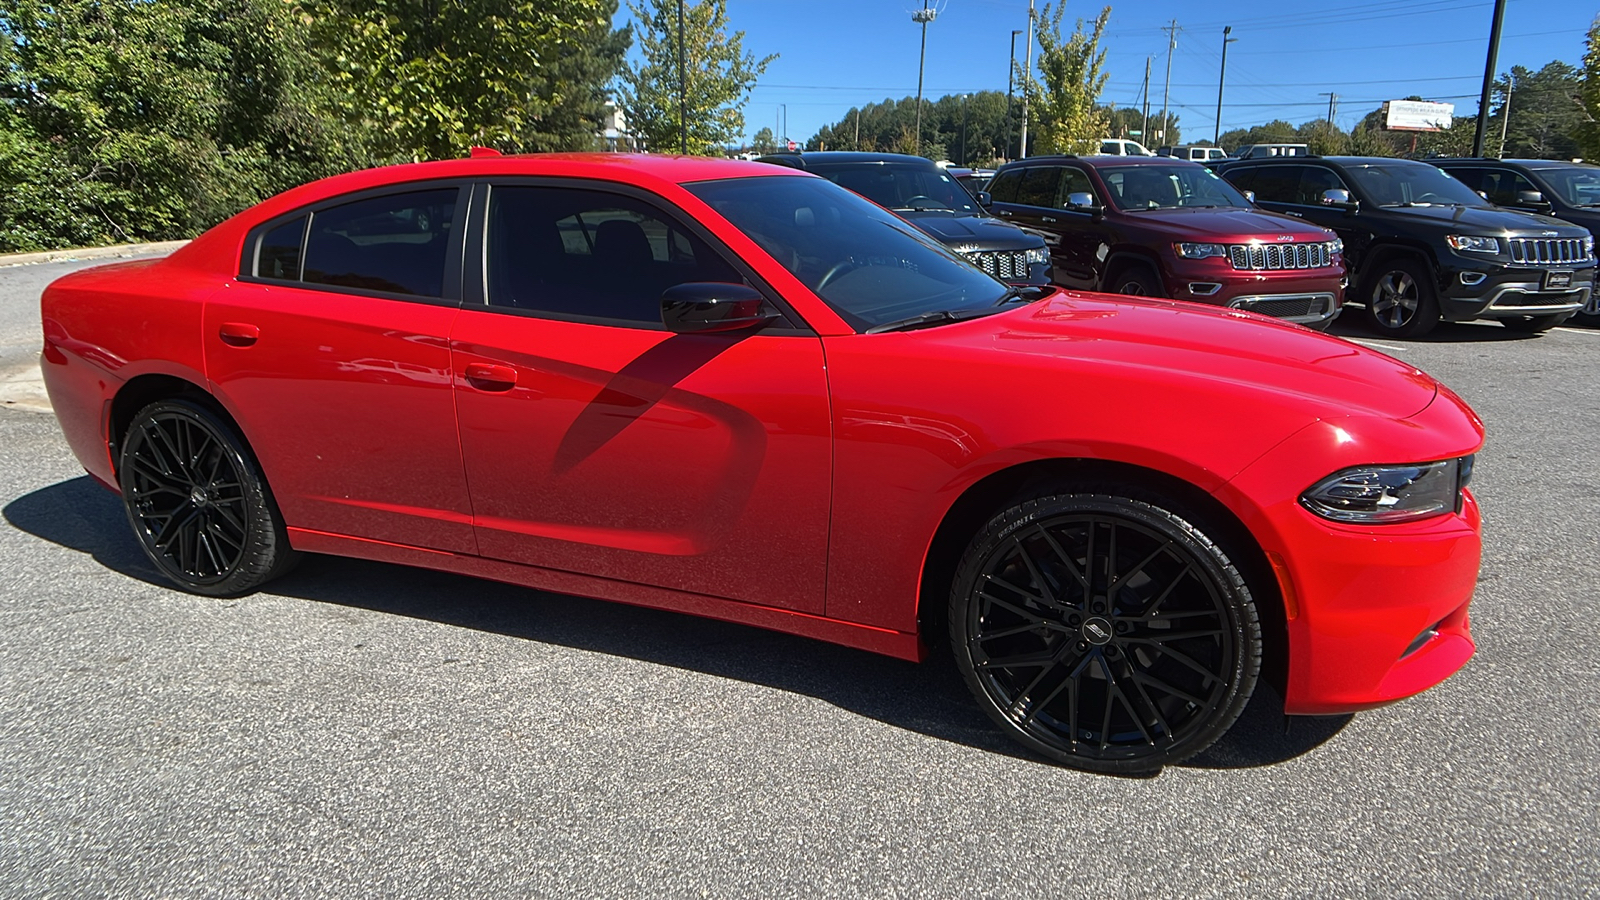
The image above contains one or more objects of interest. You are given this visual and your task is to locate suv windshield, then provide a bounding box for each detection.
[803,163,980,215]
[687,175,1013,330]
[1101,164,1251,210]
[1529,164,1600,207]
[1343,162,1489,208]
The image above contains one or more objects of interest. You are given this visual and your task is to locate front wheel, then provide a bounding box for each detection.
[949,490,1261,773]
[1361,259,1439,338]
[119,398,298,596]
[1108,264,1164,297]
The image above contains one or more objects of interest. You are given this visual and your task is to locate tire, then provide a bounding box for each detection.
[1497,312,1570,333]
[1571,310,1600,329]
[949,489,1261,774]
[118,398,298,596]
[1108,263,1164,297]
[1361,258,1440,338]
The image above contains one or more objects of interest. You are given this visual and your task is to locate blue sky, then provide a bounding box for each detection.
[622,0,1598,146]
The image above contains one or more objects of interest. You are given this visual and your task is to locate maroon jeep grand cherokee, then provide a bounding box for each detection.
[987,156,1347,328]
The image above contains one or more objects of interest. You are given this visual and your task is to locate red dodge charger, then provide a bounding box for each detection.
[40,154,1483,772]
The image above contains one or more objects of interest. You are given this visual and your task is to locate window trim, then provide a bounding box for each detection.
[465,176,814,335]
[236,179,473,308]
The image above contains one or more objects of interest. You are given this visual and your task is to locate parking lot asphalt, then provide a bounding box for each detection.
[2,259,1597,897]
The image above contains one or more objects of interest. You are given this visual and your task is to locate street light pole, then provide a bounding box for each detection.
[1020,0,1034,158]
[913,1,937,156]
[1472,0,1508,158]
[961,94,969,165]
[677,0,687,154]
[1008,29,1021,160]
[1214,26,1235,146]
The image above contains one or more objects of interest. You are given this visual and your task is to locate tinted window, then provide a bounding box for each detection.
[688,176,1009,329]
[486,186,741,325]
[1100,164,1250,210]
[1057,168,1096,207]
[303,189,458,296]
[1526,165,1600,207]
[1297,167,1350,205]
[1016,167,1062,207]
[1222,167,1258,192]
[258,216,305,280]
[1477,169,1541,206]
[809,164,978,214]
[988,169,1023,203]
[1242,165,1303,204]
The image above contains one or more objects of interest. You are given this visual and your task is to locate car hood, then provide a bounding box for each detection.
[1124,206,1334,241]
[901,212,1045,250]
[1550,206,1600,235]
[1377,203,1590,236]
[934,290,1439,421]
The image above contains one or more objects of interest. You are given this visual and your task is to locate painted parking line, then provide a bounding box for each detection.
[1553,327,1600,337]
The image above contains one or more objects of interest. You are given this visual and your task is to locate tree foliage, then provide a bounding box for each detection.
[1019,4,1111,155]
[615,0,774,155]
[1581,16,1600,160]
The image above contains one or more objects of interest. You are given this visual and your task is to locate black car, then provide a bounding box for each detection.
[1427,158,1600,325]
[1217,156,1596,337]
[756,152,1050,285]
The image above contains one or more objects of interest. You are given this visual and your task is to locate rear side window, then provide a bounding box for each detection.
[1016,167,1062,207]
[257,217,306,280]
[987,169,1023,203]
[301,189,458,297]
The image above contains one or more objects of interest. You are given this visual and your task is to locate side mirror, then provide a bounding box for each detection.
[1242,190,1256,202]
[976,190,992,208]
[1066,191,1100,212]
[1516,189,1552,209]
[661,282,776,334]
[1321,188,1358,211]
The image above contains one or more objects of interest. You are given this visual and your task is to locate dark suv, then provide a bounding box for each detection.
[757,152,1050,285]
[1427,158,1600,325]
[1218,156,1596,337]
[986,155,1346,328]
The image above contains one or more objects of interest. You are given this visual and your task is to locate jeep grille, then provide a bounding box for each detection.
[1227,243,1332,271]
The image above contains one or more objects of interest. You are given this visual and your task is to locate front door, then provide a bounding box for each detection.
[449,183,832,613]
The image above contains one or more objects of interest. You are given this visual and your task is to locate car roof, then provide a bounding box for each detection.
[1001,155,1206,169]
[754,151,938,169]
[1429,157,1598,170]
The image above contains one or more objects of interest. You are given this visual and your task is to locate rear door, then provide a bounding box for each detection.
[448,181,833,613]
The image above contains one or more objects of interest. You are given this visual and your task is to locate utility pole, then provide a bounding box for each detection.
[781,104,787,148]
[1009,29,1022,160]
[1472,0,1508,158]
[854,107,861,151]
[913,0,937,156]
[1141,56,1151,146]
[1320,92,1337,125]
[1160,20,1180,146]
[1214,26,1235,146]
[1020,0,1034,158]
[1497,73,1514,158]
[961,94,970,165]
[677,0,687,154]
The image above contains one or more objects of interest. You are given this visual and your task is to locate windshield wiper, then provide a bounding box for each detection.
[865,308,997,334]
[993,284,1052,306]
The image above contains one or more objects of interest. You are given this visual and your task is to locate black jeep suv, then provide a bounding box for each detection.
[1217,156,1595,337]
[756,152,1051,285]
[1427,158,1600,326]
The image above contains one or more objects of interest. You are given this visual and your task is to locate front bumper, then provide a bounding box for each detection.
[1440,263,1596,321]
[1166,260,1346,326]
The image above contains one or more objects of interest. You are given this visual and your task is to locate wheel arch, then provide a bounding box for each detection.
[108,374,245,479]
[1099,249,1167,293]
[1355,242,1439,292]
[916,456,1289,694]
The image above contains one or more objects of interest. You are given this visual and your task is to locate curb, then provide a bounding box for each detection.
[0,240,190,268]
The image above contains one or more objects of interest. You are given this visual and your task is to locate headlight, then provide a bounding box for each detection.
[1446,235,1499,253]
[1300,456,1473,524]
[1586,235,1595,259]
[1176,242,1229,259]
[1024,246,1050,265]
[1326,238,1343,255]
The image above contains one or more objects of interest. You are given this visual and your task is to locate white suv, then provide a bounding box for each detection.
[1097,139,1153,157]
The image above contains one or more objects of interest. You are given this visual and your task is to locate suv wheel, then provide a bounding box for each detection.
[1109,263,1164,297]
[1498,313,1569,334]
[1361,259,1439,338]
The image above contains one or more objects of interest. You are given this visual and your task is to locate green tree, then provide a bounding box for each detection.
[1019,4,1112,155]
[517,0,632,152]
[1581,16,1600,160]
[1490,62,1583,159]
[616,0,775,155]
[751,126,776,154]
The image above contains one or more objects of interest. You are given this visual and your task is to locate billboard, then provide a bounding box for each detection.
[1383,100,1455,132]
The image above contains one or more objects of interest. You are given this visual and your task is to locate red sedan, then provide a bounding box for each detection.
[40,154,1483,773]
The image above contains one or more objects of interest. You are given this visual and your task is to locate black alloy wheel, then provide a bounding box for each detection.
[1362,259,1439,338]
[1498,312,1569,333]
[950,491,1260,773]
[119,398,297,596]
[1110,264,1164,298]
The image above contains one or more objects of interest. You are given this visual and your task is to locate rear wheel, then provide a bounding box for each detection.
[1361,259,1439,338]
[1497,312,1569,333]
[119,398,297,596]
[949,489,1261,773]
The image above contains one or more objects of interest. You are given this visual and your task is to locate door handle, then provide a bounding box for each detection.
[998,209,1012,216]
[218,322,259,347]
[1042,216,1058,223]
[464,362,518,391]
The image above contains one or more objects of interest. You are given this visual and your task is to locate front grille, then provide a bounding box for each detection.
[1229,293,1335,321]
[964,249,1031,281]
[1507,237,1588,265]
[1227,242,1332,271]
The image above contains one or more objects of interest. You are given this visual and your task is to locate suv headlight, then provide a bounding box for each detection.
[1326,238,1343,256]
[1176,242,1229,259]
[1300,456,1473,524]
[1446,235,1499,253]
[1586,235,1595,259]
[1024,246,1050,265]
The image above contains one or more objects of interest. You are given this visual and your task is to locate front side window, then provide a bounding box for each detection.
[1056,168,1097,207]
[1296,167,1351,205]
[485,186,741,325]
[1101,164,1251,210]
[301,189,458,296]
[1478,169,1541,206]
[687,175,1011,330]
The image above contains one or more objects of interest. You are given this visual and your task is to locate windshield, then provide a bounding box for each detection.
[687,175,1012,330]
[804,163,980,215]
[1529,165,1600,207]
[1100,164,1252,210]
[1343,162,1489,208]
